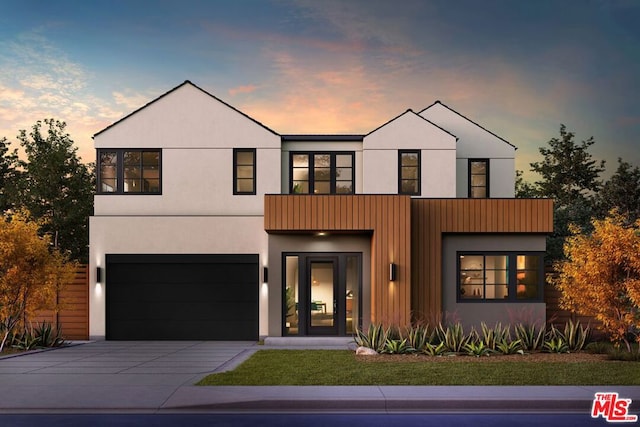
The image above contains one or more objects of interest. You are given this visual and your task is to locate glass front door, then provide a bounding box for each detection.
[308,258,337,334]
[283,253,361,336]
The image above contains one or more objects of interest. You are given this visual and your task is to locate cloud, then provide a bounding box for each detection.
[0,31,124,162]
[228,84,259,97]
[112,90,151,110]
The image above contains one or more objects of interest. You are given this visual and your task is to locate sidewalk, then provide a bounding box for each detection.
[0,340,639,414]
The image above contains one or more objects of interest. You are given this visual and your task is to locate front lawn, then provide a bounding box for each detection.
[197,350,639,386]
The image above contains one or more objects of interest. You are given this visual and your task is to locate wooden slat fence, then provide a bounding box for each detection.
[29,265,89,340]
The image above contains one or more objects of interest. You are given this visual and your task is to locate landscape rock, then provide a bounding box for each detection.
[355,346,378,356]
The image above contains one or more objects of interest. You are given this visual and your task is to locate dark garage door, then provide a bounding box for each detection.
[106,254,258,340]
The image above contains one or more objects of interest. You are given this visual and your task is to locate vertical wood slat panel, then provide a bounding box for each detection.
[409,198,554,321]
[264,196,552,326]
[30,265,89,340]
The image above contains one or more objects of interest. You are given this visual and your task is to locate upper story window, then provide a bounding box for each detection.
[398,150,421,195]
[98,149,161,194]
[458,252,543,302]
[233,148,256,195]
[469,159,489,198]
[290,152,354,194]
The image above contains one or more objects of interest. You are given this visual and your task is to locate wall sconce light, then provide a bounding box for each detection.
[263,266,268,283]
[389,263,397,281]
[96,267,103,284]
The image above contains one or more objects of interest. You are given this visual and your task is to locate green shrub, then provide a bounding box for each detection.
[422,342,446,356]
[543,337,570,353]
[562,320,591,352]
[463,341,492,357]
[496,339,524,355]
[10,321,65,351]
[33,321,65,348]
[585,341,612,354]
[437,323,471,353]
[381,338,414,354]
[402,324,432,352]
[480,322,511,351]
[607,346,640,361]
[514,323,545,351]
[354,324,390,352]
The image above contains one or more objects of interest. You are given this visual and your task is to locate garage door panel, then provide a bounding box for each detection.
[106,254,258,340]
[108,320,257,340]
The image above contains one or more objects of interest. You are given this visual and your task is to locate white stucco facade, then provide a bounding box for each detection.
[362,111,457,196]
[89,80,531,340]
[420,102,516,198]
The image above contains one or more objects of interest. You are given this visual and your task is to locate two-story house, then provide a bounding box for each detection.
[89,80,553,340]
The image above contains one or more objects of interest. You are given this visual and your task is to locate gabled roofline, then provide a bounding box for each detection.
[281,134,363,142]
[419,101,516,149]
[365,109,458,140]
[93,80,280,138]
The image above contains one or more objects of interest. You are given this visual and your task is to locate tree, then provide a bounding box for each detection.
[515,170,537,198]
[0,211,76,352]
[551,212,640,352]
[530,125,605,261]
[0,137,20,213]
[15,119,94,262]
[596,158,640,224]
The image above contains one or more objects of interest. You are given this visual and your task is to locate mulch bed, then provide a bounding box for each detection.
[356,352,610,363]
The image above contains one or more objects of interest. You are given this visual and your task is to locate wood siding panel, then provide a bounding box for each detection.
[265,195,411,326]
[411,199,554,321]
[265,196,551,327]
[30,265,89,340]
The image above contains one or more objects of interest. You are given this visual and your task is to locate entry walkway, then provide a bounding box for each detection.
[0,340,639,414]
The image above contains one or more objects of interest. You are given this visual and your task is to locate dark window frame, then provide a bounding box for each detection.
[97,148,162,195]
[289,151,355,194]
[233,148,257,195]
[468,159,490,198]
[398,150,421,195]
[457,251,544,303]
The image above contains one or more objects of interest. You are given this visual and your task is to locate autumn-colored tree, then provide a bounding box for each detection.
[0,211,76,352]
[551,212,640,352]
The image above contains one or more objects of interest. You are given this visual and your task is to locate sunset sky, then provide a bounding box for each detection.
[1,0,638,180]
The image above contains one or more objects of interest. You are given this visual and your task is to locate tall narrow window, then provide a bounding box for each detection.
[398,150,421,195]
[469,159,489,198]
[290,152,354,194]
[233,148,256,195]
[99,151,118,192]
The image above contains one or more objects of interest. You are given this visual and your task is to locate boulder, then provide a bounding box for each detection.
[355,346,378,356]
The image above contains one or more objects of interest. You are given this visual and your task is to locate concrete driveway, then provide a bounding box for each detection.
[0,340,257,411]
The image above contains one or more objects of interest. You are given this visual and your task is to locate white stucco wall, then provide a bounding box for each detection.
[362,111,457,196]
[94,146,281,215]
[89,216,268,339]
[93,82,281,216]
[420,102,516,198]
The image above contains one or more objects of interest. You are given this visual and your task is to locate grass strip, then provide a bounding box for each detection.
[197,350,639,386]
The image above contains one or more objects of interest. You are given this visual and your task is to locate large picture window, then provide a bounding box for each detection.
[458,252,543,302]
[469,159,489,198]
[97,149,161,194]
[290,152,354,194]
[233,148,256,195]
[398,150,421,195]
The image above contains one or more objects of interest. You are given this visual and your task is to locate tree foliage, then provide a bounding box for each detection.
[0,137,20,212]
[551,212,640,351]
[14,119,94,262]
[529,125,605,261]
[0,211,76,352]
[596,158,640,224]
